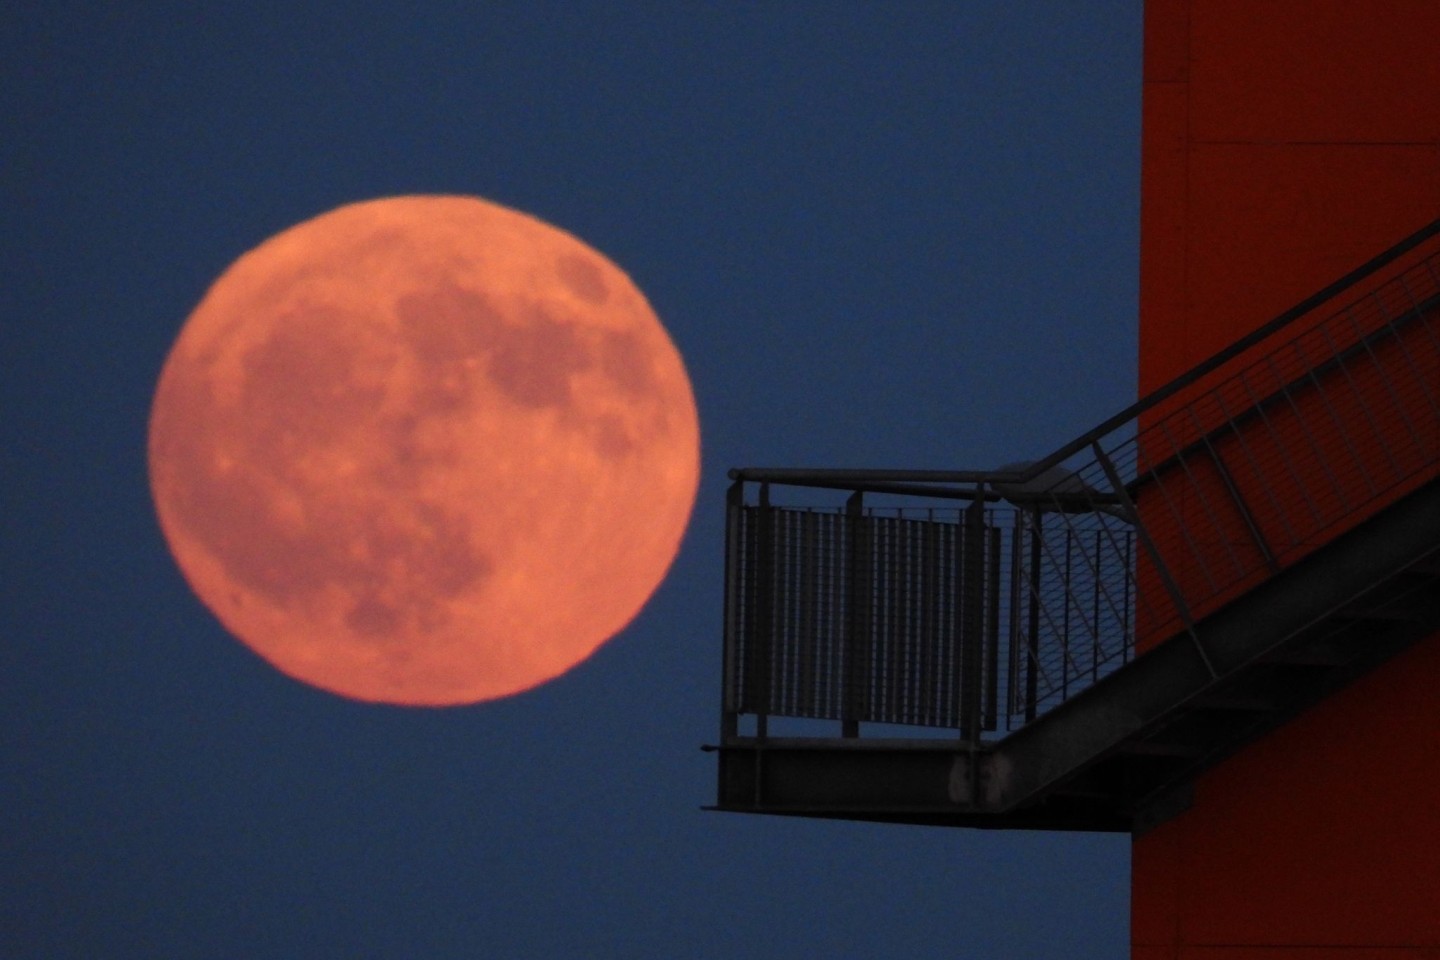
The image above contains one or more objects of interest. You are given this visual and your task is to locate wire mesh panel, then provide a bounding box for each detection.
[1009,510,1136,724]
[724,493,1142,738]
[725,500,1004,734]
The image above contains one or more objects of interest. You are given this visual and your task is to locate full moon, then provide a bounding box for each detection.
[148,196,700,706]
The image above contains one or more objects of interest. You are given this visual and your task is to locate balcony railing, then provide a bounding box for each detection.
[723,216,1440,743]
[725,492,1137,738]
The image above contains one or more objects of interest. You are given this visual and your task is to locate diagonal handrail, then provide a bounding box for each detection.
[731,215,1440,495]
[723,215,1440,742]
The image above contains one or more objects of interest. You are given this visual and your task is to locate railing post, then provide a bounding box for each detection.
[960,496,986,741]
[985,518,1001,731]
[1006,509,1024,727]
[1026,507,1041,723]
[1204,439,1280,574]
[721,480,743,740]
[1092,441,1219,679]
[752,482,774,739]
[843,491,868,738]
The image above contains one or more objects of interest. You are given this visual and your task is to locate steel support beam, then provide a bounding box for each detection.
[711,478,1440,833]
[983,477,1440,813]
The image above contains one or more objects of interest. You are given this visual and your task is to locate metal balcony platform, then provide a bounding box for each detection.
[709,216,1440,834]
[711,478,1440,832]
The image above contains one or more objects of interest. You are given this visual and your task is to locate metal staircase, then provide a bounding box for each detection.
[708,217,1440,833]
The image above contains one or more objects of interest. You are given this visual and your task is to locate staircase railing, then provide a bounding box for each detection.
[722,216,1440,742]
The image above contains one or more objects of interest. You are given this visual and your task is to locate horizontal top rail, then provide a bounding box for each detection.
[731,214,1440,493]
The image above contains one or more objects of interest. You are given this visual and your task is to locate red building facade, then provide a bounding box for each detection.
[1133,2,1440,955]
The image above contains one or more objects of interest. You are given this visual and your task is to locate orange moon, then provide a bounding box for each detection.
[148,195,700,706]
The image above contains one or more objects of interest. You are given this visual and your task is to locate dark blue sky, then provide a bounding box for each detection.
[4,4,1141,957]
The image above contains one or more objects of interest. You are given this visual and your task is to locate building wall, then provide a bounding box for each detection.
[1133,1,1440,956]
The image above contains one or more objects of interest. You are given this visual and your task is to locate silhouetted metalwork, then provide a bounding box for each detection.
[724,491,1135,737]
[720,215,1440,753]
